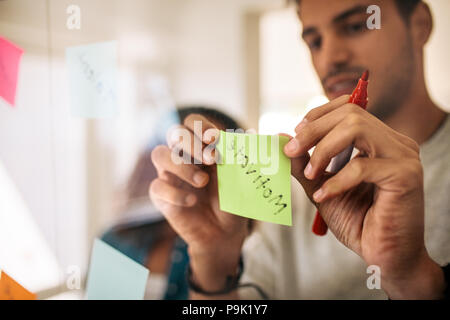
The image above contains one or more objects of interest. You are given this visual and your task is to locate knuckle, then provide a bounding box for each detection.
[350,158,365,176]
[405,136,420,154]
[405,159,423,180]
[396,159,423,192]
[304,109,319,122]
[166,124,184,146]
[393,134,420,159]
[343,102,362,114]
[150,179,184,205]
[297,123,315,145]
[151,145,168,164]
[348,122,365,140]
[310,144,329,168]
[345,111,364,127]
[149,179,162,200]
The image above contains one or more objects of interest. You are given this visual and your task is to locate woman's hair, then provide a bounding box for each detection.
[177,105,241,131]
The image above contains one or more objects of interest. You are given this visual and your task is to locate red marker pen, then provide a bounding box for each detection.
[312,70,370,236]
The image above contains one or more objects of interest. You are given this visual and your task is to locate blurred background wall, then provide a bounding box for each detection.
[0,0,448,295]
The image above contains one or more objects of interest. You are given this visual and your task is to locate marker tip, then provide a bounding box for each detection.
[362,70,369,81]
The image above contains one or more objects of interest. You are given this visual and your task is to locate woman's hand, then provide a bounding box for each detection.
[150,114,249,293]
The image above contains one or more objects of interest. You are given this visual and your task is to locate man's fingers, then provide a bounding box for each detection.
[313,157,423,203]
[286,103,414,162]
[151,145,210,188]
[295,95,350,133]
[281,134,321,200]
[306,119,418,180]
[305,122,358,180]
[150,178,197,207]
[286,103,364,157]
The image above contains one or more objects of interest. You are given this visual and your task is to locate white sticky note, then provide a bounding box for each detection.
[66,41,118,118]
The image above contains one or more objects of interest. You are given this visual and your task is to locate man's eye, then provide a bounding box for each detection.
[344,22,366,35]
[308,37,322,51]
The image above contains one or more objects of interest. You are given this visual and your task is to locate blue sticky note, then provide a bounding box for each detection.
[86,239,149,300]
[66,41,118,118]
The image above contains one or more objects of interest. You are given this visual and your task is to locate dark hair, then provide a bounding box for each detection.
[177,106,241,131]
[293,0,421,21]
[394,0,421,21]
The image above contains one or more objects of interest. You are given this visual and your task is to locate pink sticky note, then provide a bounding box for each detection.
[0,36,24,107]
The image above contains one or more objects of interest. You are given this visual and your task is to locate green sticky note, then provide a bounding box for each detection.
[86,239,149,300]
[216,131,292,226]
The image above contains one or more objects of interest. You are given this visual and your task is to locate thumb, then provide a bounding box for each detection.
[292,153,324,203]
[279,133,322,203]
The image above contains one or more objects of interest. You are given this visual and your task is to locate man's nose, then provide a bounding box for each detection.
[319,35,353,72]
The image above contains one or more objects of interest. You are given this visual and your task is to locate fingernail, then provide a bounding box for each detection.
[203,135,212,144]
[185,194,196,205]
[285,139,299,153]
[203,152,215,165]
[313,188,324,202]
[193,171,208,185]
[304,162,313,179]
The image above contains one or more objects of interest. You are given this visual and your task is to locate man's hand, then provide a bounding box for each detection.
[284,95,445,299]
[149,114,249,294]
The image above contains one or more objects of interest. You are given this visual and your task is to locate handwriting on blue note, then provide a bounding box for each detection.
[86,239,149,300]
[66,41,118,118]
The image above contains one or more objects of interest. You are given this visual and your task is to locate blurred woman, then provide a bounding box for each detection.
[101,106,240,299]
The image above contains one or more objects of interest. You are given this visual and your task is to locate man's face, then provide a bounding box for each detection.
[299,0,417,120]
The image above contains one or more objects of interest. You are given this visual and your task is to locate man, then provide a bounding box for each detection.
[149,0,449,299]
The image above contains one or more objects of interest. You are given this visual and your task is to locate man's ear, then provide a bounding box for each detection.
[410,1,433,48]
